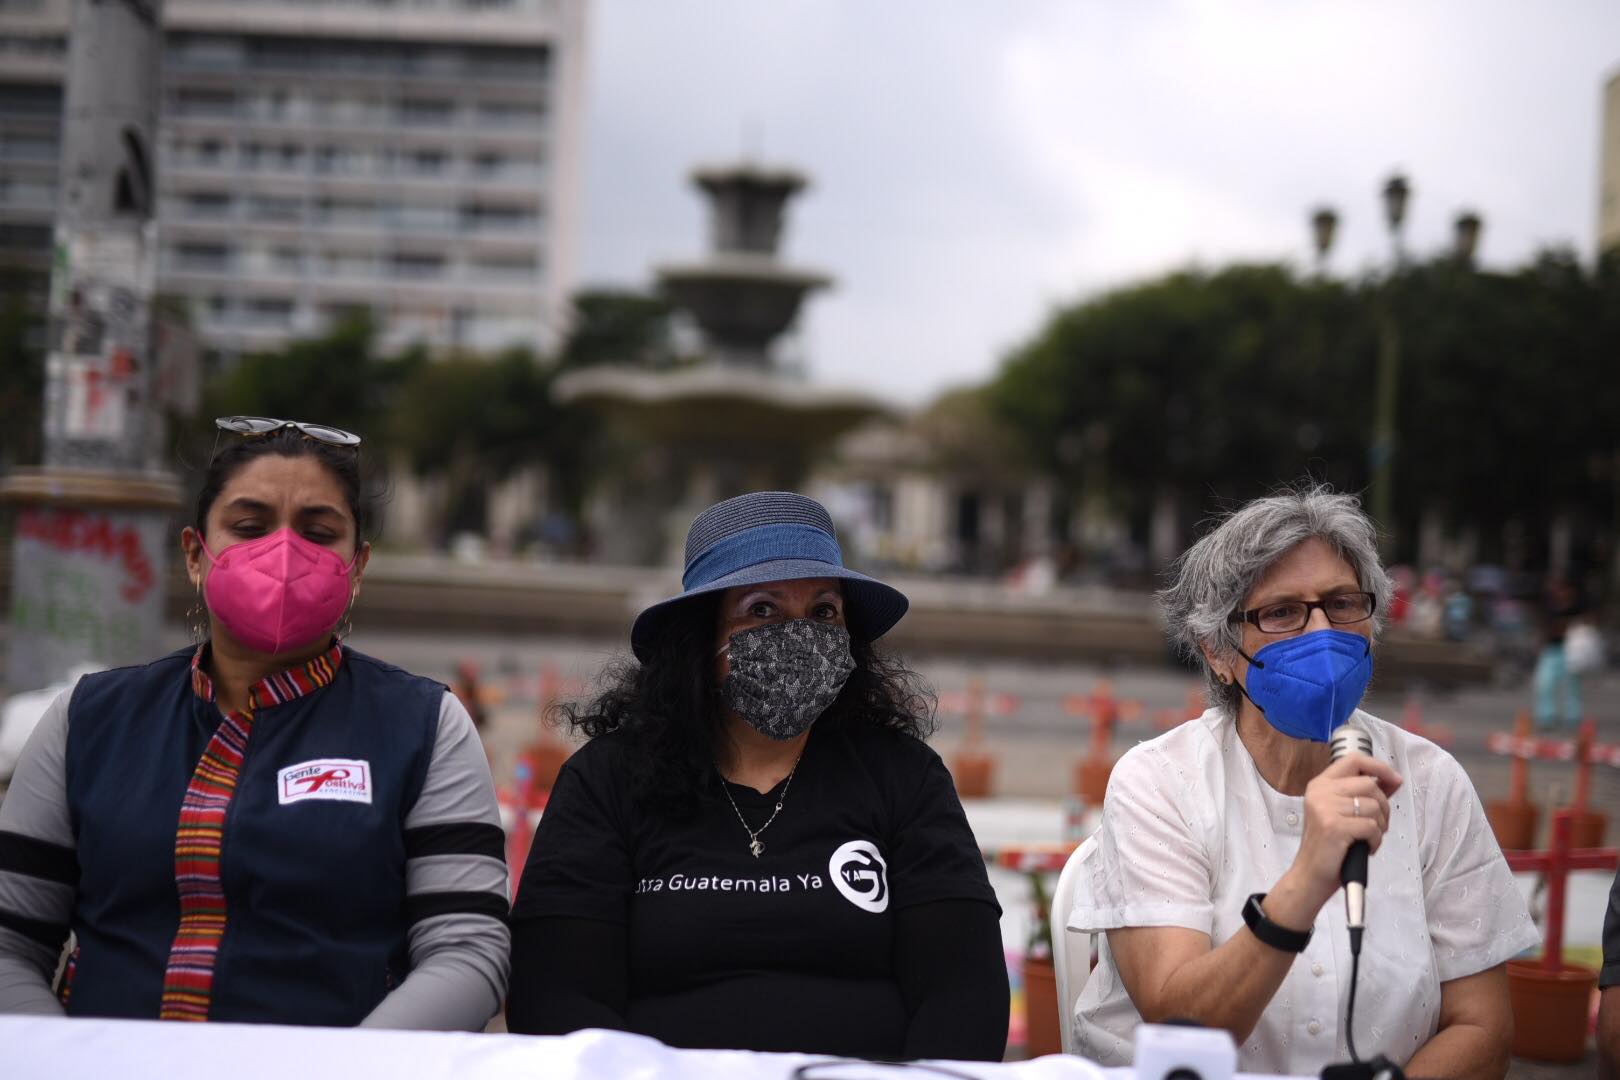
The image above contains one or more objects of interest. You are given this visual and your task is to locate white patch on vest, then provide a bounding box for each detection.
[277,758,372,805]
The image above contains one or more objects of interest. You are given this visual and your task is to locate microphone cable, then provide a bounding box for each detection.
[1345,930,1362,1063]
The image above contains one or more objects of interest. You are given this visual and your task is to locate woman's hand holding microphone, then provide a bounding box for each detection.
[1263,753,1404,933]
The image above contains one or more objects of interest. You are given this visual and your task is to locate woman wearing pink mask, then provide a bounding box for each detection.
[0,418,509,1028]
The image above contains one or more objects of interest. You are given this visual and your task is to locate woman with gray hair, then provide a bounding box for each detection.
[1069,485,1536,1077]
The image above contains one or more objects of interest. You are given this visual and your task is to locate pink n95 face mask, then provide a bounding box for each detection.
[199,527,359,654]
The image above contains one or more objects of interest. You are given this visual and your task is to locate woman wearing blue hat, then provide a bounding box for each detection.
[506,492,1009,1060]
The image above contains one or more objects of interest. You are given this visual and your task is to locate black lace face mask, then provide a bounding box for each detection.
[719,619,857,741]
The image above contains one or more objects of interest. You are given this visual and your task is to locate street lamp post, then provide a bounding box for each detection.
[1453,211,1483,267]
[1310,207,1339,276]
[1369,173,1410,556]
[1310,181,1484,562]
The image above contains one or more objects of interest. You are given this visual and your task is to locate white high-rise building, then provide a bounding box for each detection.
[0,0,587,355]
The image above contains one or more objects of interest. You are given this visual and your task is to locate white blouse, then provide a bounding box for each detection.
[1068,708,1539,1076]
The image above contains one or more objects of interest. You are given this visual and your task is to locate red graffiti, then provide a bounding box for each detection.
[17,508,156,602]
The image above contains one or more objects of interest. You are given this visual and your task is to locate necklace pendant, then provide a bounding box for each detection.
[749,838,764,858]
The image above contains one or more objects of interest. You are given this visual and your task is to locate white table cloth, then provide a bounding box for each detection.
[0,1017,1299,1080]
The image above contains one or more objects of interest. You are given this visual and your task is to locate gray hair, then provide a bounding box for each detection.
[1157,484,1393,717]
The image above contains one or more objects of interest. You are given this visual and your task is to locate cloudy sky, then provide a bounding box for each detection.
[576,1,1620,405]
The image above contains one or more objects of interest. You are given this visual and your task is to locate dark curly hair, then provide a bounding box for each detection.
[558,592,936,818]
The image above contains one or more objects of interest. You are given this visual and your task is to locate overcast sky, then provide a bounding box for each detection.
[576,1,1620,406]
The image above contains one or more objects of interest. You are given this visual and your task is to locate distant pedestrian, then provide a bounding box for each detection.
[452,659,489,734]
[1533,575,1586,731]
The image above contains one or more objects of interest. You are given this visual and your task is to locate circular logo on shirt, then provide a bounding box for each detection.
[829,839,889,913]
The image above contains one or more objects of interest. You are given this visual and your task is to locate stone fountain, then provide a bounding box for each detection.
[557,161,889,564]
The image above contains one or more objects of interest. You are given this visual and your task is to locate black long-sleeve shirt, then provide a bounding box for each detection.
[506,724,1009,1060]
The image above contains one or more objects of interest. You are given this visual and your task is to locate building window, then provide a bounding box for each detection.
[174,242,231,271]
[398,98,455,126]
[471,256,537,280]
[316,198,376,227]
[248,37,317,73]
[319,250,378,279]
[170,33,242,69]
[389,202,457,231]
[320,97,383,126]
[461,202,534,231]
[472,44,549,81]
[173,88,237,118]
[404,149,447,176]
[0,82,61,115]
[389,253,445,280]
[269,247,303,274]
[183,191,233,217]
[475,99,545,127]
[244,297,295,325]
[871,485,894,532]
[0,176,54,208]
[0,133,57,161]
[248,195,303,224]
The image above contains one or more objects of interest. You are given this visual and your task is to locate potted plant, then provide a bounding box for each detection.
[1504,810,1603,1063]
[949,684,996,798]
[1022,868,1061,1058]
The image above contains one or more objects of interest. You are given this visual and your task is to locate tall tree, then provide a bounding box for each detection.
[992,253,1619,573]
[992,264,1374,542]
[555,288,676,371]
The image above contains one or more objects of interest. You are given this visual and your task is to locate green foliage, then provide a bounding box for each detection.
[1026,867,1053,960]
[556,288,676,371]
[190,289,654,539]
[201,311,409,440]
[992,254,1620,565]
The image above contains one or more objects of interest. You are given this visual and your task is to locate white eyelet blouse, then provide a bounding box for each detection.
[1068,707,1539,1076]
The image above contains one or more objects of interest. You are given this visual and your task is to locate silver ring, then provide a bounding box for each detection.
[1353,796,1361,818]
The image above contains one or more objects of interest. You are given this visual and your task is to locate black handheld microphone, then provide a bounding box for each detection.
[1328,723,1373,952]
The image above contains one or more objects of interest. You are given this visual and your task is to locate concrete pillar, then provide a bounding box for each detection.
[1149,487,1180,570]
[1,0,179,693]
[1023,479,1055,558]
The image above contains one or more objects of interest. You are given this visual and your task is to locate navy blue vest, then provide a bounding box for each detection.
[63,646,444,1024]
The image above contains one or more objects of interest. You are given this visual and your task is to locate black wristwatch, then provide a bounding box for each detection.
[1243,892,1312,953]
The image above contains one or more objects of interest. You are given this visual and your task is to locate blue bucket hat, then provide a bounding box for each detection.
[630,491,909,661]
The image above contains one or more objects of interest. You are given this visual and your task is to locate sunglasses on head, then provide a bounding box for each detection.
[214,416,362,447]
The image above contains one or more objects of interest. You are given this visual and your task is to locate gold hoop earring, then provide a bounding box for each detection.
[335,588,357,641]
[187,592,210,645]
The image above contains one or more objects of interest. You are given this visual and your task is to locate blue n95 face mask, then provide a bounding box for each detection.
[1235,629,1373,742]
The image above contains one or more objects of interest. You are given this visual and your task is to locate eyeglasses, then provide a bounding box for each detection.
[1228,591,1376,634]
[215,416,361,447]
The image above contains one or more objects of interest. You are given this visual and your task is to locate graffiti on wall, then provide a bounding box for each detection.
[8,506,169,692]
